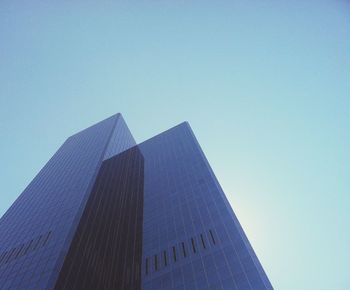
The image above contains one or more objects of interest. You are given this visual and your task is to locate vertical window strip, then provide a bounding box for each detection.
[32,235,42,251]
[163,250,167,266]
[134,262,139,281]
[7,248,18,264]
[23,240,33,256]
[154,255,158,271]
[14,244,25,260]
[15,244,25,259]
[145,258,148,275]
[191,238,196,253]
[130,259,135,283]
[200,234,206,249]
[126,266,130,284]
[42,231,52,247]
[4,248,16,264]
[182,242,187,257]
[0,252,7,264]
[0,251,8,265]
[209,229,216,245]
[172,246,177,262]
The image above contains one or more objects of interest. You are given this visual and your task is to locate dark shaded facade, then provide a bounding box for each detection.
[54,146,144,290]
[0,114,273,290]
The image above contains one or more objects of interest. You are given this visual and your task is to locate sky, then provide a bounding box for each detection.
[0,0,349,289]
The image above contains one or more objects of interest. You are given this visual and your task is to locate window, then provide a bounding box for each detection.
[145,258,149,275]
[163,250,167,266]
[209,229,216,245]
[154,255,158,271]
[182,242,187,257]
[191,238,196,253]
[200,234,206,249]
[173,246,177,262]
[144,229,218,273]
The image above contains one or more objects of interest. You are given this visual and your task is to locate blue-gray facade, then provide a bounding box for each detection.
[0,114,272,290]
[139,123,272,290]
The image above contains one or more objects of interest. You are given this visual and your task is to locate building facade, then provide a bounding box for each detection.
[0,114,273,290]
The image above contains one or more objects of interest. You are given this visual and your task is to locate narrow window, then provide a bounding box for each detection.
[182,242,187,257]
[14,244,25,259]
[191,238,196,253]
[163,250,167,266]
[32,236,42,251]
[135,262,139,281]
[154,255,158,271]
[172,246,177,262]
[209,229,216,245]
[4,248,16,264]
[23,240,33,255]
[42,231,52,246]
[126,266,130,282]
[200,234,206,249]
[0,251,8,265]
[145,258,149,275]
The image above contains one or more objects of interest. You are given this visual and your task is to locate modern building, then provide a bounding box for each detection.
[0,114,273,290]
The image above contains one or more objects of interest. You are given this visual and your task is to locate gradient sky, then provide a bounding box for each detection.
[1,1,349,289]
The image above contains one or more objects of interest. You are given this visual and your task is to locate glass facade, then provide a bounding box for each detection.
[0,114,273,290]
[0,114,136,289]
[139,122,272,290]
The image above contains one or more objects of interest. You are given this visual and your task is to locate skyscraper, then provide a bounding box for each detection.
[0,114,273,290]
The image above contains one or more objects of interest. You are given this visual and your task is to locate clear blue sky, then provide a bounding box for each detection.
[1,1,349,289]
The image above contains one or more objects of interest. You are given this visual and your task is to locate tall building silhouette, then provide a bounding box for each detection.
[0,114,273,290]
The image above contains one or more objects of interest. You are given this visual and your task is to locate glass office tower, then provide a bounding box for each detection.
[0,114,273,290]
